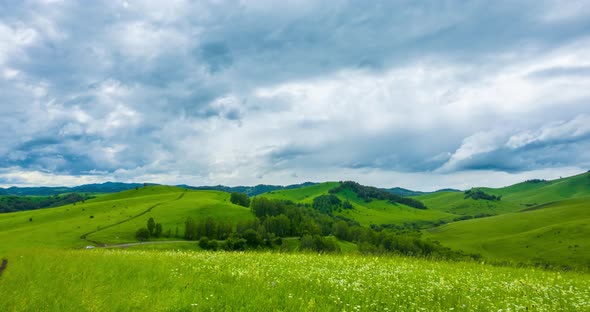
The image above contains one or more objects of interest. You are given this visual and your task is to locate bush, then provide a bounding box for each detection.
[207,240,219,251]
[230,192,250,207]
[198,237,210,249]
[300,235,341,253]
[242,229,262,247]
[135,228,151,241]
[464,189,501,201]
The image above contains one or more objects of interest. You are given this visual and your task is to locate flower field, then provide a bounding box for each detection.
[1,249,588,311]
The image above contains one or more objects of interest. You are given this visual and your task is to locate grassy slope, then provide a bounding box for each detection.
[416,172,590,217]
[333,188,455,226]
[480,171,590,205]
[425,198,590,268]
[0,186,254,253]
[260,182,340,204]
[416,191,523,216]
[87,190,254,244]
[1,249,588,311]
[260,183,455,226]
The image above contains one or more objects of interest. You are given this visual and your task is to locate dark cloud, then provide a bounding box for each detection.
[1,0,590,186]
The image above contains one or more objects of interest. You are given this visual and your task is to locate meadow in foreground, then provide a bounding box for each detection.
[1,249,589,311]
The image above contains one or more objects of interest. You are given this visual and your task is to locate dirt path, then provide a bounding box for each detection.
[80,191,186,246]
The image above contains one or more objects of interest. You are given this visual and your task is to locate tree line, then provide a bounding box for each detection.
[0,193,92,213]
[133,190,471,259]
[464,189,502,201]
[329,181,427,209]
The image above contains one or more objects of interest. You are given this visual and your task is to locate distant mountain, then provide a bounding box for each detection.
[179,182,318,196]
[0,182,146,196]
[383,187,462,197]
[435,188,462,193]
[384,187,427,197]
[0,181,318,197]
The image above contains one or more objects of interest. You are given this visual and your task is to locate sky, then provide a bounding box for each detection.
[1,0,590,190]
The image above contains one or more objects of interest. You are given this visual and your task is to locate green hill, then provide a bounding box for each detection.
[415,172,590,217]
[0,186,253,253]
[260,182,455,227]
[480,171,590,205]
[260,182,340,204]
[424,198,590,268]
[415,191,524,216]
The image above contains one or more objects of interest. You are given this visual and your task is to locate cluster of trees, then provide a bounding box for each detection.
[464,189,502,201]
[248,196,464,258]
[300,234,340,253]
[524,179,547,184]
[135,217,165,241]
[230,192,250,207]
[0,193,92,213]
[312,194,353,214]
[151,189,470,259]
[329,181,427,209]
[184,218,284,251]
[184,217,233,240]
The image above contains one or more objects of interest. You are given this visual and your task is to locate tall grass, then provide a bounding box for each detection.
[1,249,588,311]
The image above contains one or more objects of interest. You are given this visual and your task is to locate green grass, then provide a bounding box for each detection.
[0,186,254,253]
[480,172,590,205]
[334,189,456,226]
[1,249,588,311]
[415,191,524,216]
[261,183,456,226]
[425,198,590,268]
[87,190,254,244]
[122,241,203,251]
[260,182,340,204]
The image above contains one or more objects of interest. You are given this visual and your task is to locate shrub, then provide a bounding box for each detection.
[198,237,210,249]
[230,192,250,207]
[135,228,150,241]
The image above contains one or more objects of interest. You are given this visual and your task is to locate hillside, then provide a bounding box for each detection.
[0,186,253,253]
[260,182,455,227]
[415,172,590,217]
[259,182,340,204]
[480,171,590,205]
[415,191,523,217]
[425,198,590,268]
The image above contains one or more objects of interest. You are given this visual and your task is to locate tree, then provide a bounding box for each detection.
[199,237,209,249]
[230,192,251,207]
[242,229,262,247]
[136,227,151,241]
[332,221,349,240]
[154,223,163,238]
[147,217,156,235]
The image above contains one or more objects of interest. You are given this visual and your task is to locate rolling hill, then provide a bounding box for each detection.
[1,172,589,268]
[260,182,456,227]
[424,198,590,268]
[0,185,253,253]
[417,172,590,268]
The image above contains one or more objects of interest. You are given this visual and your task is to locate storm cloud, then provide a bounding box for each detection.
[1,0,590,190]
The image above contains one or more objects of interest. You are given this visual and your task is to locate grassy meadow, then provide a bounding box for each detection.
[1,249,589,311]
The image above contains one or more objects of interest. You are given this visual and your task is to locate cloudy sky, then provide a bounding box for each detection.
[1,0,590,190]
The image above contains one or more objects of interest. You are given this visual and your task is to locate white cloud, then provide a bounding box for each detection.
[1,0,590,188]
